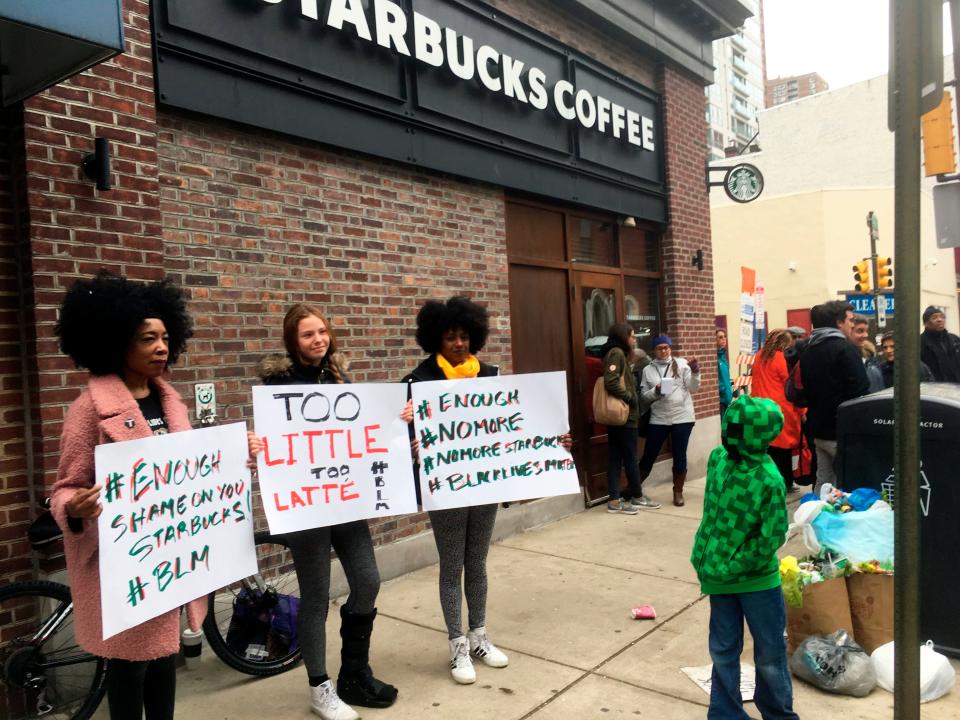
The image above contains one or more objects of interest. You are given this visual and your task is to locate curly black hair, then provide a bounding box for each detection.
[56,271,193,376]
[415,296,490,354]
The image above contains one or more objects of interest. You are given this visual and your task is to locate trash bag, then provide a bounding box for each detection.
[789,630,877,697]
[811,510,894,565]
[872,640,957,703]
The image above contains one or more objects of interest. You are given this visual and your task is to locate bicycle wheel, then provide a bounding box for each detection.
[0,580,107,720]
[203,531,302,676]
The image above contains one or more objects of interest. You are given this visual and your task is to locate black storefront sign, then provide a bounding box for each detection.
[152,0,666,221]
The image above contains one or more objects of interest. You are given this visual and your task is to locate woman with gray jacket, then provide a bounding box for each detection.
[638,335,701,506]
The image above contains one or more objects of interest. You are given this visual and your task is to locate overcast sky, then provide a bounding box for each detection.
[763,0,954,90]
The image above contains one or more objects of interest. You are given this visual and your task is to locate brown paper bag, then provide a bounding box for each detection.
[786,577,854,654]
[846,574,894,654]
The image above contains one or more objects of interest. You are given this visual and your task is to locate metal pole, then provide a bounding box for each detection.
[892,0,922,717]
[868,212,881,327]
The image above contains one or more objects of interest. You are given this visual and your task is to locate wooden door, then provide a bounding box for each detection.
[787,308,811,335]
[572,271,624,502]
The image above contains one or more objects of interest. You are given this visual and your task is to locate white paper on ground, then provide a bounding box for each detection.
[680,663,756,702]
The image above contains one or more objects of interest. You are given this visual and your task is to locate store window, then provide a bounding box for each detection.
[624,276,661,350]
[569,216,617,266]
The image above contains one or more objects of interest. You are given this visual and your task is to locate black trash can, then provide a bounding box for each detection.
[836,383,960,657]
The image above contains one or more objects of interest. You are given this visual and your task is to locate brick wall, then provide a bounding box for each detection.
[157,113,511,543]
[657,64,719,418]
[20,0,162,499]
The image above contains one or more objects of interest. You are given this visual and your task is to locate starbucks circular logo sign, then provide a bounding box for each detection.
[724,163,764,203]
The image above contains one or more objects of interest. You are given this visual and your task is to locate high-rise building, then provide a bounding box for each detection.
[704,0,765,161]
[765,72,829,107]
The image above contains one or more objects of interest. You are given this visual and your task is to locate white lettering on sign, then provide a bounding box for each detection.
[260,0,657,151]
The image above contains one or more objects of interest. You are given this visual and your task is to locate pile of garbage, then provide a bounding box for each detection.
[789,484,893,565]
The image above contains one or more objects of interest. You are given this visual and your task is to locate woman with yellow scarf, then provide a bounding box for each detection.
[403,296,506,685]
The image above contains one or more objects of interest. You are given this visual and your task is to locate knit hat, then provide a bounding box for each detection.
[651,335,672,348]
[923,306,943,323]
[786,326,807,339]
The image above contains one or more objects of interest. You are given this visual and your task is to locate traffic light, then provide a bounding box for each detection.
[876,256,893,288]
[921,90,956,177]
[853,260,871,292]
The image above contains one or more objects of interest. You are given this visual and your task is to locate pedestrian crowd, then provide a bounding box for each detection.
[47,270,960,720]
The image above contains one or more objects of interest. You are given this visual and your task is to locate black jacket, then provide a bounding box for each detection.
[401,355,499,385]
[920,329,960,383]
[257,353,345,386]
[799,329,870,440]
[874,358,934,389]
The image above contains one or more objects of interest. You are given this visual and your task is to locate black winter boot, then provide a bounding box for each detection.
[336,606,398,708]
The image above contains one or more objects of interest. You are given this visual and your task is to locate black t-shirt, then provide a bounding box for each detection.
[137,389,169,435]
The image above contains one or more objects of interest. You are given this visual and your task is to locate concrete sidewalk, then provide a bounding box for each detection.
[155,479,959,719]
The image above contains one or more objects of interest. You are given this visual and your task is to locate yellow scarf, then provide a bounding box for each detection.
[436,353,480,379]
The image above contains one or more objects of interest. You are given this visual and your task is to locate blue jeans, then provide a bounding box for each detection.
[606,424,640,500]
[708,588,799,720]
[638,422,694,475]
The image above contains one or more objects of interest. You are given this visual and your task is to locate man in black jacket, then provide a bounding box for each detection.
[920,306,960,382]
[799,301,870,491]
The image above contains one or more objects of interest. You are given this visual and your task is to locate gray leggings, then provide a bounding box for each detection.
[428,504,498,639]
[285,520,380,677]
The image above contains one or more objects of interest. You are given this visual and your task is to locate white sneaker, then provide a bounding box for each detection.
[467,627,509,668]
[310,679,360,720]
[448,636,476,684]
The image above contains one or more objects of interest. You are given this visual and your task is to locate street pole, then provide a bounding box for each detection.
[867,212,883,328]
[891,1,923,717]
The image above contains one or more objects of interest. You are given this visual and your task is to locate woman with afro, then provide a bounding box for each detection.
[51,271,206,720]
[402,296,571,685]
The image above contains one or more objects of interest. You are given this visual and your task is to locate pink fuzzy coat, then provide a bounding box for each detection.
[51,374,207,661]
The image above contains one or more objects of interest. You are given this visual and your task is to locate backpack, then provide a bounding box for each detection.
[784,341,809,407]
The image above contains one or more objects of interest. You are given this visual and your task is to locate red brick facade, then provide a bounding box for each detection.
[1,0,718,577]
[658,64,718,419]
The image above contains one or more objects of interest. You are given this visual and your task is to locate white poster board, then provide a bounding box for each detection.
[253,383,417,533]
[410,371,579,511]
[96,422,256,640]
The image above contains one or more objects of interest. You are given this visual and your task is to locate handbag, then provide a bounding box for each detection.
[792,432,814,484]
[592,374,629,426]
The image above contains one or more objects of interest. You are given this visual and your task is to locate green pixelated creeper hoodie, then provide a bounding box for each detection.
[690,395,788,595]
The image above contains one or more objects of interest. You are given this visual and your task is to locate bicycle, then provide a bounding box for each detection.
[1,506,302,720]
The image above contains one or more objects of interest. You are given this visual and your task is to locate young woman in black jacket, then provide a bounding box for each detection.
[250,303,400,720]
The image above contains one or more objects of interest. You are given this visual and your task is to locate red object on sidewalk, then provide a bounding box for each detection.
[631,605,657,620]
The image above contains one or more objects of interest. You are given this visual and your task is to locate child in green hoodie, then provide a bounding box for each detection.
[690,395,799,720]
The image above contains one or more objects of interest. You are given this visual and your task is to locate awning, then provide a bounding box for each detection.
[0,0,124,107]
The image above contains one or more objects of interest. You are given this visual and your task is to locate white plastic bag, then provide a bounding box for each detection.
[871,640,957,703]
[787,499,826,554]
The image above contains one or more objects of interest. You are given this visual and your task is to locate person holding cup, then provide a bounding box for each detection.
[638,335,701,507]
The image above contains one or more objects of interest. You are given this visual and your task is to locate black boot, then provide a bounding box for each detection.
[336,606,398,708]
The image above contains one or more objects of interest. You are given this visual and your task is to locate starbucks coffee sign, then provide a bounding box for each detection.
[153,0,666,220]
[261,0,657,151]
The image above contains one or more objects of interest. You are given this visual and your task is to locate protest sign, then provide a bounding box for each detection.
[96,422,256,640]
[410,371,579,511]
[253,383,417,534]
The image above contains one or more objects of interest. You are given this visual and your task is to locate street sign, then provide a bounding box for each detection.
[933,182,960,248]
[846,293,895,316]
[724,163,764,203]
